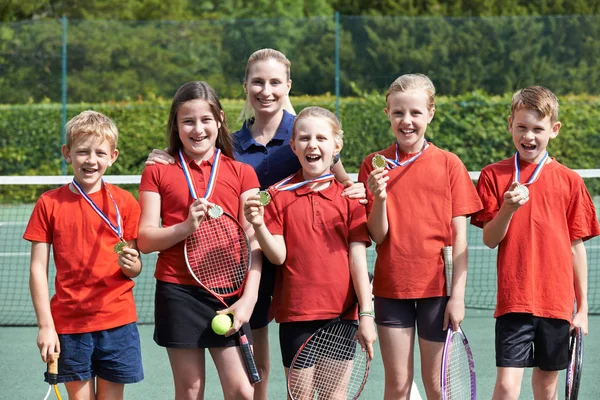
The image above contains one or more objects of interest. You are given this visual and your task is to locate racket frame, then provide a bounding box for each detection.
[183,211,261,384]
[565,327,584,400]
[441,322,476,400]
[286,275,373,400]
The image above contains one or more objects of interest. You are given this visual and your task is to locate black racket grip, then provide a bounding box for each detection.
[238,333,261,384]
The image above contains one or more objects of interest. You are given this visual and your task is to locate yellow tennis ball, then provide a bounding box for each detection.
[211,314,232,335]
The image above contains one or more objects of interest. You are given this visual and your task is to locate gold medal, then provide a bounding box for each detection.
[372,154,387,169]
[257,190,271,206]
[114,241,127,255]
[515,183,529,200]
[208,204,223,219]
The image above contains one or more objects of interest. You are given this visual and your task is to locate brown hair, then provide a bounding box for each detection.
[386,74,436,111]
[166,81,233,158]
[292,106,344,146]
[239,48,294,122]
[511,86,559,123]
[65,110,119,150]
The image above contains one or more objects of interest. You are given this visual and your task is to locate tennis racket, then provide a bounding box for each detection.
[43,355,62,400]
[287,274,373,400]
[565,327,584,400]
[184,207,260,384]
[441,322,476,400]
[443,246,453,296]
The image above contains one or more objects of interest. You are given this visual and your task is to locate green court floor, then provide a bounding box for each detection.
[2,311,599,399]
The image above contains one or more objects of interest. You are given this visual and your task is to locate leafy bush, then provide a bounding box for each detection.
[1,92,599,202]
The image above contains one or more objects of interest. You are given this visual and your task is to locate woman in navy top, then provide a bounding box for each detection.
[146,48,364,400]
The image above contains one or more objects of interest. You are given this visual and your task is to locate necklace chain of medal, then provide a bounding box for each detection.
[179,148,223,219]
[513,151,549,201]
[371,139,429,169]
[71,179,127,254]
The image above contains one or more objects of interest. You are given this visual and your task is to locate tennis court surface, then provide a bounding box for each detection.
[1,174,599,398]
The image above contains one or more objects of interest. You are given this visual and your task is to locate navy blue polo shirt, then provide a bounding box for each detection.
[232,110,301,190]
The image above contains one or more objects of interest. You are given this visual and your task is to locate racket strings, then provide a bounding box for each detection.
[288,322,368,399]
[444,334,474,400]
[186,217,250,294]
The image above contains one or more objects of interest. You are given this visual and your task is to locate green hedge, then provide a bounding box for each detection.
[1,92,599,202]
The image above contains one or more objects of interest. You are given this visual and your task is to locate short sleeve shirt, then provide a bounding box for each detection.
[23,184,140,334]
[358,143,482,299]
[263,174,371,323]
[140,153,260,285]
[471,156,600,320]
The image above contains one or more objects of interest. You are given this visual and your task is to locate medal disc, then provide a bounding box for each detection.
[258,191,271,206]
[208,204,224,219]
[372,154,387,169]
[114,241,127,255]
[515,184,529,200]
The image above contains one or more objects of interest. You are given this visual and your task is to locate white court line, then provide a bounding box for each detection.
[0,252,30,256]
[411,381,423,400]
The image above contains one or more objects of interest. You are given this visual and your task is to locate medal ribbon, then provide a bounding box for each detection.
[178,148,221,201]
[71,179,123,240]
[272,172,335,192]
[513,151,549,186]
[381,139,429,169]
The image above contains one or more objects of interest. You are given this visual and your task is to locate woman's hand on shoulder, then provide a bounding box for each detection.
[341,181,368,205]
[145,148,175,166]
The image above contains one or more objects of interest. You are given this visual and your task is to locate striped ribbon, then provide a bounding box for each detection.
[514,151,549,186]
[381,139,429,169]
[71,179,122,240]
[272,172,335,191]
[178,148,221,201]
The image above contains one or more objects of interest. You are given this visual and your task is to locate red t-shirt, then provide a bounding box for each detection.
[264,173,371,323]
[23,184,140,334]
[358,143,482,299]
[139,153,260,285]
[471,156,600,321]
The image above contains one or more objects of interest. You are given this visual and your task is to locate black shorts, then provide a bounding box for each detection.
[279,319,356,368]
[374,296,448,342]
[154,280,252,348]
[495,313,570,371]
[249,256,276,330]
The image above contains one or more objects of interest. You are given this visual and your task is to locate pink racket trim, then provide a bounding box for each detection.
[441,322,476,400]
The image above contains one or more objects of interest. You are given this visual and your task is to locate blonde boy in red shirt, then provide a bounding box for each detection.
[24,111,143,399]
[471,86,600,399]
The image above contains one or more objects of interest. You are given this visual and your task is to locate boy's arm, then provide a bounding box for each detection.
[349,241,376,360]
[29,241,60,363]
[244,194,287,265]
[366,168,389,244]
[118,240,142,278]
[482,181,527,248]
[571,239,588,334]
[444,216,467,330]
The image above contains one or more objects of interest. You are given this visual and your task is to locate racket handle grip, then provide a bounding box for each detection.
[47,354,59,385]
[443,246,453,296]
[238,334,261,384]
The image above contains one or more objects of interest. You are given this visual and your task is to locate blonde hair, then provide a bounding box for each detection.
[292,106,344,146]
[511,86,559,123]
[65,110,119,150]
[239,48,295,122]
[386,74,436,111]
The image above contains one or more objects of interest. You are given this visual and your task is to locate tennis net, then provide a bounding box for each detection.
[1,172,599,325]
